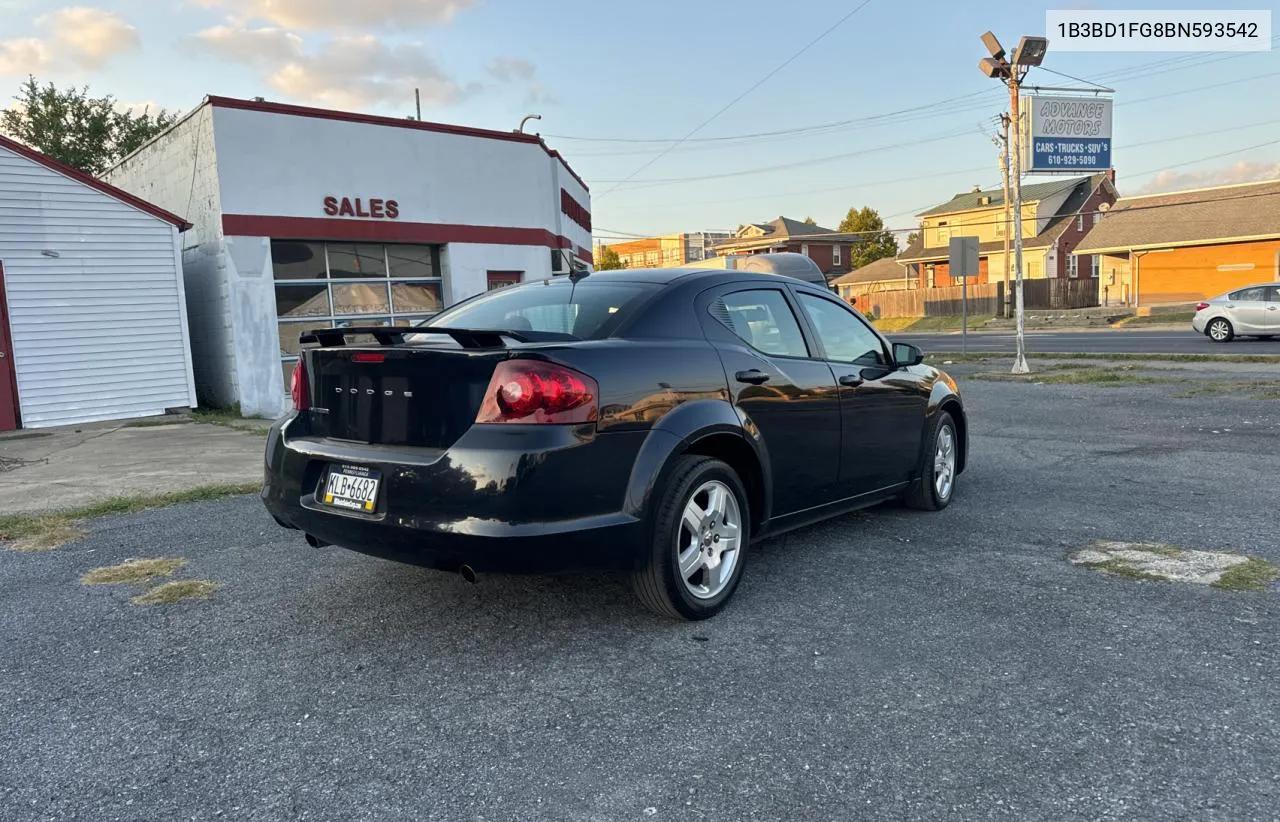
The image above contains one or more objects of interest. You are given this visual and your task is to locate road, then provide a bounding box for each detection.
[892,327,1280,355]
[3,368,1280,820]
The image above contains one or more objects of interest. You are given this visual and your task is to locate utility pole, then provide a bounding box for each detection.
[980,31,1043,374]
[999,113,1012,321]
[415,88,422,121]
[1008,72,1029,373]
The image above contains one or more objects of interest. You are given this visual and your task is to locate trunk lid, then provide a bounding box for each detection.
[306,345,509,448]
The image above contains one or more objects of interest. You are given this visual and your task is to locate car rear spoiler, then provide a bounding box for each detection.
[299,326,534,349]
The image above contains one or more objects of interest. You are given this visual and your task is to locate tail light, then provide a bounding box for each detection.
[290,358,310,411]
[1194,302,1210,312]
[476,360,598,424]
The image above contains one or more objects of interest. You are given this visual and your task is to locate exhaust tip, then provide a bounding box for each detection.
[304,533,331,548]
[459,564,478,584]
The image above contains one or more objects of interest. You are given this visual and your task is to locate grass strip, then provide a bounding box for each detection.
[0,482,261,552]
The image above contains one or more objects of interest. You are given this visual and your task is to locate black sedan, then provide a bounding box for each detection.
[262,267,967,620]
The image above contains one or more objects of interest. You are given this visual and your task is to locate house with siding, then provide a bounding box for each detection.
[830,256,916,312]
[899,172,1117,289]
[1072,178,1280,307]
[0,134,196,430]
[712,217,862,279]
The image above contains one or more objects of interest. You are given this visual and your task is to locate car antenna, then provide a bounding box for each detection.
[563,249,590,284]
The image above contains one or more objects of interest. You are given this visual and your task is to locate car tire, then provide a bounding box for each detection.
[1206,318,1234,343]
[903,411,958,512]
[632,455,750,621]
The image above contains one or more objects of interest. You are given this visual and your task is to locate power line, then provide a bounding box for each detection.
[590,127,975,185]
[555,40,1276,150]
[593,68,1280,193]
[593,0,876,200]
[595,166,1280,244]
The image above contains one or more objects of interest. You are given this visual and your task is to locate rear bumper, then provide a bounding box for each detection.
[261,414,648,573]
[1191,313,1208,333]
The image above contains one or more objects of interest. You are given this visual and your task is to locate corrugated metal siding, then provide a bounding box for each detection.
[0,145,196,428]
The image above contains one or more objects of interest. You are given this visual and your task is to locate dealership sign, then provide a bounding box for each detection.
[1021,95,1112,173]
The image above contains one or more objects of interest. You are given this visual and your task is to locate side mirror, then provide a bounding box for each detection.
[893,342,924,367]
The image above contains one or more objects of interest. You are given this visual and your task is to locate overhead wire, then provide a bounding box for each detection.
[592,0,877,200]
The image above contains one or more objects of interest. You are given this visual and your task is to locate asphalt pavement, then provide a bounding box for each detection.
[2,368,1279,821]
[892,327,1280,355]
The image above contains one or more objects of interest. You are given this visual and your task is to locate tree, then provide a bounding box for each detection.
[838,206,899,270]
[595,246,626,270]
[803,216,817,225]
[905,230,921,248]
[1,77,177,176]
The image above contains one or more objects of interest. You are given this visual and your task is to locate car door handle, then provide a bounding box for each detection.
[838,374,864,387]
[734,369,770,385]
[1267,306,1278,311]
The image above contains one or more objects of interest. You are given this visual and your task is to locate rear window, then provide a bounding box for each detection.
[420,278,658,339]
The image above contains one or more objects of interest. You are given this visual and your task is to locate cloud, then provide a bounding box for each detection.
[1139,161,1280,193]
[0,6,140,74]
[525,81,558,107]
[486,57,535,83]
[197,0,474,31]
[194,25,468,110]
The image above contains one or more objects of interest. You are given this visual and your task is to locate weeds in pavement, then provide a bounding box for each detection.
[1080,558,1173,583]
[0,482,261,552]
[1212,558,1280,592]
[81,558,187,585]
[131,580,220,605]
[1173,381,1280,399]
[970,369,1171,386]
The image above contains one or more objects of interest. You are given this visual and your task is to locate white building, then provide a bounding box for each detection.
[0,134,196,430]
[106,96,593,419]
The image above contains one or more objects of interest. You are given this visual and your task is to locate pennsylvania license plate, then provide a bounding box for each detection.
[321,465,381,512]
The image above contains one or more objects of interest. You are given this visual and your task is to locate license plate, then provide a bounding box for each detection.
[321,465,381,512]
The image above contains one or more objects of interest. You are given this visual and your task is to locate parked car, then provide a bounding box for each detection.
[261,267,967,620]
[1192,283,1280,342]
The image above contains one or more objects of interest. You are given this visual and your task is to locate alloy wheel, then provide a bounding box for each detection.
[1209,320,1230,341]
[934,425,956,502]
[675,480,743,600]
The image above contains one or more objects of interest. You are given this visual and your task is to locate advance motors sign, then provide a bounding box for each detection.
[1021,95,1113,173]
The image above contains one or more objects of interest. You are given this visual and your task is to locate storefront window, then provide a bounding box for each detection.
[331,282,392,315]
[275,283,330,318]
[271,241,327,280]
[391,282,443,312]
[271,241,445,394]
[387,245,436,278]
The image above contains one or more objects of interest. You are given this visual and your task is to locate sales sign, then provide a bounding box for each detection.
[1021,95,1113,174]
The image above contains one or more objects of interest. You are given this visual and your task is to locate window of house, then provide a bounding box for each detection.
[937,222,950,244]
[1092,212,1100,226]
[832,244,841,266]
[1076,214,1084,231]
[1090,255,1099,278]
[713,290,809,359]
[1067,254,1078,277]
[272,241,444,392]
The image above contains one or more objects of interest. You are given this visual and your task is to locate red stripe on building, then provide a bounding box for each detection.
[222,214,589,259]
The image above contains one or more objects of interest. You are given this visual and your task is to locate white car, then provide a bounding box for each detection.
[1191,283,1280,342]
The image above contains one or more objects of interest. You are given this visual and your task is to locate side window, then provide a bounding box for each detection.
[713,290,809,358]
[1234,286,1267,301]
[1266,286,1280,302]
[795,292,886,366]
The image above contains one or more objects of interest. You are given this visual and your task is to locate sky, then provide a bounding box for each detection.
[0,0,1277,242]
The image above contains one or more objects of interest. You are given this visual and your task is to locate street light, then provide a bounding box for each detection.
[978,31,1045,375]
